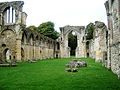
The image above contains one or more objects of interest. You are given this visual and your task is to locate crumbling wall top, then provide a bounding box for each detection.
[0,1,24,12]
[59,25,85,34]
[95,21,106,28]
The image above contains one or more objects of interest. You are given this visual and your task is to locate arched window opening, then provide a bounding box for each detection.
[22,33,27,44]
[3,48,11,61]
[4,7,15,24]
[57,42,60,50]
[35,35,39,45]
[29,34,34,45]
[21,48,25,60]
[68,31,77,56]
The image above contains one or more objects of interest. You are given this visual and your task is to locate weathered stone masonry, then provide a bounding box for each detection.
[88,21,107,65]
[0,1,58,62]
[59,25,86,58]
[0,0,120,79]
[85,0,120,79]
[105,0,120,78]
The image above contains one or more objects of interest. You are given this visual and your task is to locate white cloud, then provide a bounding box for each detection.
[0,0,107,32]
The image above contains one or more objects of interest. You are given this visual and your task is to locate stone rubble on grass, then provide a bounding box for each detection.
[65,59,87,72]
[28,59,37,63]
[0,60,17,67]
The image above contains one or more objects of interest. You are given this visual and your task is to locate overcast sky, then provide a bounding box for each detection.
[1,0,107,32]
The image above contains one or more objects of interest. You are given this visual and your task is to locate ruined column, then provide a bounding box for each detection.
[105,0,111,69]
[76,36,80,58]
[16,38,21,61]
[94,21,107,63]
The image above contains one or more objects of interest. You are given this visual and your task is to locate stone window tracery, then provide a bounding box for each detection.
[4,7,15,24]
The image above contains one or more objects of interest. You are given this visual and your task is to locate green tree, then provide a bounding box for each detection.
[38,21,59,39]
[85,23,95,40]
[27,25,37,31]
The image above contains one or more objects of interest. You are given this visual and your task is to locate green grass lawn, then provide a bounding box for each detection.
[0,58,120,90]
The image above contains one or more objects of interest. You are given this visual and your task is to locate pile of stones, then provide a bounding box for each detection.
[28,59,37,63]
[65,59,87,72]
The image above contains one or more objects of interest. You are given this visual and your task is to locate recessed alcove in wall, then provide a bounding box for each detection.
[2,44,6,47]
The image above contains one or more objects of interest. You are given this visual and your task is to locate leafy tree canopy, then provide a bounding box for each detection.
[38,21,59,39]
[27,21,59,40]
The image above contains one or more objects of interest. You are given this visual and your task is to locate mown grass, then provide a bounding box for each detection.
[0,58,120,90]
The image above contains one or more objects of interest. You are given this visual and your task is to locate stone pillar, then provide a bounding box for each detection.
[16,39,21,61]
[60,35,70,58]
[76,37,80,58]
[84,42,87,58]
[16,11,22,24]
[76,37,84,58]
[64,35,70,57]
[22,12,27,25]
[76,47,80,58]
[26,44,29,60]
[105,1,111,69]
[33,41,36,60]
[0,13,2,25]
[60,43,65,58]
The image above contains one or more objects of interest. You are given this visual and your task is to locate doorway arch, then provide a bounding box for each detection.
[59,25,86,58]
[3,48,11,62]
[68,31,77,56]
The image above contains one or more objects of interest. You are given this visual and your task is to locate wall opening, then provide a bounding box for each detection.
[22,33,27,44]
[3,48,11,62]
[3,7,15,24]
[57,42,60,50]
[68,31,77,56]
[86,41,89,57]
[29,34,34,46]
[21,48,25,60]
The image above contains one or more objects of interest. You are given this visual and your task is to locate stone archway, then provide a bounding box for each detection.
[3,48,11,62]
[59,25,86,58]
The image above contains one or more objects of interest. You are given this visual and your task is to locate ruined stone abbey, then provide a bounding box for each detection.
[0,1,59,62]
[0,0,120,78]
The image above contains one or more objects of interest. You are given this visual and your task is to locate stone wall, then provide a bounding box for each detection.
[94,21,107,63]
[59,25,86,58]
[21,29,56,61]
[0,1,58,62]
[105,0,120,78]
[88,21,107,64]
[89,39,95,59]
